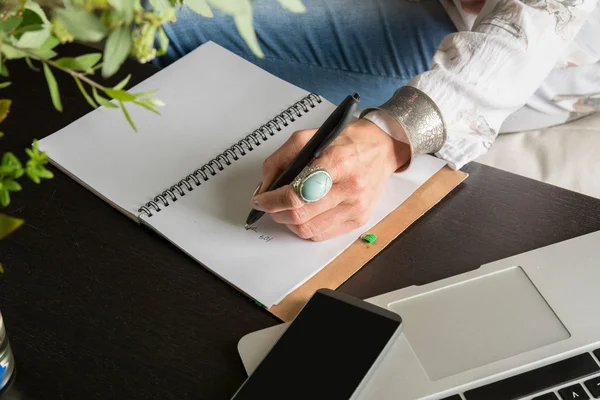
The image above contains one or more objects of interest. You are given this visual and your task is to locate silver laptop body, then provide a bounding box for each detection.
[238,230,600,399]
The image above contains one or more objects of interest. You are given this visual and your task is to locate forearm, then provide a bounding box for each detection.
[362,0,598,170]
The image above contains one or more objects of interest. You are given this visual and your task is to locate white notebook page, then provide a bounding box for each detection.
[141,139,446,308]
[38,41,310,218]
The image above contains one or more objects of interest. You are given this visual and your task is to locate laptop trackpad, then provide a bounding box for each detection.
[388,266,570,380]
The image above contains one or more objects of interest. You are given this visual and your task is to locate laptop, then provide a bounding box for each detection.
[237,230,600,399]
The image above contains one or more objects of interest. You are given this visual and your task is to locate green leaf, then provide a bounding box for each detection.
[113,74,131,90]
[36,166,53,179]
[205,0,263,57]
[0,132,4,138]
[2,152,21,168]
[32,48,57,60]
[159,6,176,23]
[157,27,169,56]
[0,16,23,33]
[233,13,264,58]
[206,0,245,14]
[0,263,4,273]
[102,26,132,78]
[0,213,24,239]
[3,180,22,192]
[0,152,22,177]
[26,168,40,183]
[24,35,61,60]
[119,101,137,131]
[1,44,27,60]
[0,82,10,89]
[132,89,157,98]
[54,8,108,42]
[73,53,102,70]
[25,57,40,71]
[105,88,135,101]
[19,9,43,29]
[149,0,172,13]
[39,34,60,51]
[13,35,59,61]
[43,63,62,112]
[29,139,41,156]
[24,2,51,25]
[0,99,11,124]
[54,53,102,74]
[133,98,162,115]
[0,188,9,207]
[0,61,8,78]
[14,5,50,48]
[0,166,19,177]
[108,0,135,23]
[74,77,97,108]
[92,87,118,108]
[276,0,305,12]
[16,27,51,48]
[186,0,213,17]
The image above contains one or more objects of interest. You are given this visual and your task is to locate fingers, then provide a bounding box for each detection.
[252,142,353,213]
[284,205,368,241]
[268,188,345,225]
[252,185,305,214]
[258,129,316,194]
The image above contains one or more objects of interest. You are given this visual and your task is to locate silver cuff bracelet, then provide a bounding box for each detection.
[360,86,446,164]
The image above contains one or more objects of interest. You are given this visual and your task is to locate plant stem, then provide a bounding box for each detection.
[47,58,105,90]
[9,45,106,91]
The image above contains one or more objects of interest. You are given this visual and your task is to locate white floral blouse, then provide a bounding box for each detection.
[364,0,599,170]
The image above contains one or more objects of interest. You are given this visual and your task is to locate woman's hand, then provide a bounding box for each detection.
[250,118,410,241]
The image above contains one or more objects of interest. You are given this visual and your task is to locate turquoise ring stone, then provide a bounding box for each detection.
[292,165,332,203]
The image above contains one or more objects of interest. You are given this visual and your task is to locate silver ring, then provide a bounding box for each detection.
[291,165,332,204]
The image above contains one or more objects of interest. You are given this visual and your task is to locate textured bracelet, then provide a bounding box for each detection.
[360,86,446,164]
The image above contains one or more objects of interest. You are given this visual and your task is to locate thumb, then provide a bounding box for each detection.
[257,129,317,195]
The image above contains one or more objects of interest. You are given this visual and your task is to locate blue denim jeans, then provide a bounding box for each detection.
[155,0,456,108]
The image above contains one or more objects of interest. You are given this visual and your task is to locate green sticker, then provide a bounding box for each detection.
[361,233,377,244]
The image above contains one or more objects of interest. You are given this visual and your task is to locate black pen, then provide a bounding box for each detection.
[245,93,360,227]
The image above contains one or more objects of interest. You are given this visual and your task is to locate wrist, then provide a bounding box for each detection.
[354,118,411,173]
[390,136,411,172]
[360,86,447,171]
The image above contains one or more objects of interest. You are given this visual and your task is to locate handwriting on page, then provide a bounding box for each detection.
[245,226,274,242]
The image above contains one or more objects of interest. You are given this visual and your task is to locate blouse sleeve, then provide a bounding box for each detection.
[361,0,598,170]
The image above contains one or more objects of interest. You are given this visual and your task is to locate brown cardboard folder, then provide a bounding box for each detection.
[268,166,468,321]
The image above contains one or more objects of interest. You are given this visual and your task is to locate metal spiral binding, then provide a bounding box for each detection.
[138,93,322,217]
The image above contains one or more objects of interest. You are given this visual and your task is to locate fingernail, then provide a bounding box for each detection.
[252,181,263,198]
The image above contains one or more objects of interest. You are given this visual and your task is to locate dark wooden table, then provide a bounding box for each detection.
[1,43,600,400]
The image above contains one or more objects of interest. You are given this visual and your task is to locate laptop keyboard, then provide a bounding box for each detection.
[440,349,600,400]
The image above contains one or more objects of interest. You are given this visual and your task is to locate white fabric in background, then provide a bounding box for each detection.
[476,112,600,199]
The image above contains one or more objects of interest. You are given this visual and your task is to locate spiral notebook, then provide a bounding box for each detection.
[38,42,467,316]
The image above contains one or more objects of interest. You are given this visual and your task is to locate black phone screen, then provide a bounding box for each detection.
[232,289,402,400]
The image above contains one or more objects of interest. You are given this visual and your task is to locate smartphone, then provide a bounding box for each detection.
[231,289,403,400]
